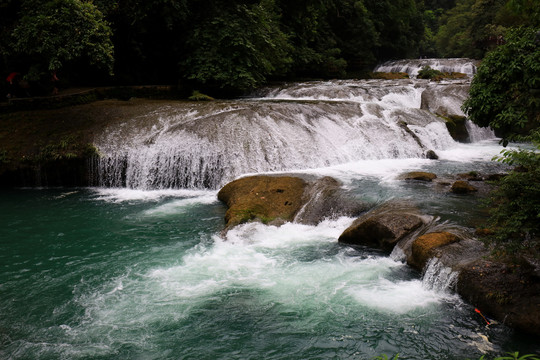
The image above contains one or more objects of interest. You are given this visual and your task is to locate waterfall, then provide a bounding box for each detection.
[374,58,479,78]
[422,257,459,292]
[466,121,496,142]
[93,60,482,190]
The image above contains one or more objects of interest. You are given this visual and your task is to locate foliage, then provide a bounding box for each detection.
[188,91,215,101]
[183,0,292,93]
[417,65,444,79]
[462,27,540,144]
[469,352,540,360]
[463,26,539,258]
[483,135,540,257]
[373,354,399,360]
[11,0,114,75]
[433,0,533,58]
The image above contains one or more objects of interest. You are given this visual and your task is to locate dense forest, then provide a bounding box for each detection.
[0,0,537,96]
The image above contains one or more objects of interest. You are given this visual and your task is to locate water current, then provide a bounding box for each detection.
[2,59,539,359]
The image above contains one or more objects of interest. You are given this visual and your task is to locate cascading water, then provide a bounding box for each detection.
[4,59,539,360]
[373,58,480,78]
[93,76,491,190]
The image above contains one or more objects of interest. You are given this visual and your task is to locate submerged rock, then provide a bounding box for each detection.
[293,176,366,225]
[450,180,478,194]
[398,171,437,182]
[338,201,425,252]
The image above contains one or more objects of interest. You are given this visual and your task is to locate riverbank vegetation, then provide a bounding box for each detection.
[0,0,537,96]
[463,26,539,260]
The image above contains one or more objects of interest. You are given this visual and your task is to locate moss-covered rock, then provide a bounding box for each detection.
[398,171,437,182]
[458,259,540,337]
[442,114,470,142]
[408,232,460,270]
[450,180,478,194]
[217,175,308,229]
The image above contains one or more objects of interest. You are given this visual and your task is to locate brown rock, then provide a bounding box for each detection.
[457,172,482,181]
[217,175,307,229]
[450,180,478,194]
[458,260,540,337]
[398,171,437,182]
[338,203,424,252]
[408,232,460,270]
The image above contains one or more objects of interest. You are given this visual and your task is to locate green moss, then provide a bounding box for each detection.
[188,90,215,101]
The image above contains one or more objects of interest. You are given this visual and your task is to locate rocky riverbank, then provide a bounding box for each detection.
[0,98,188,187]
[217,174,540,338]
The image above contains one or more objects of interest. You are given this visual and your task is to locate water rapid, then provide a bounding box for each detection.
[4,60,537,360]
[93,76,492,190]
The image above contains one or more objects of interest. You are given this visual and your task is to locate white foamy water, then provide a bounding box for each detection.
[374,58,479,78]
[72,218,458,344]
[91,188,216,203]
[93,75,477,190]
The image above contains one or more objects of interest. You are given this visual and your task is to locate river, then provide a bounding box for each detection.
[1,59,539,359]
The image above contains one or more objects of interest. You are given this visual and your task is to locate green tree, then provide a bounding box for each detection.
[463,27,539,142]
[11,0,114,78]
[463,27,540,257]
[183,0,292,93]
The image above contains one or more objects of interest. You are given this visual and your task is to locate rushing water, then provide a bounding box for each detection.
[2,59,540,359]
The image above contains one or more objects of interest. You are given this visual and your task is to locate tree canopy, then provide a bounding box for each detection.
[0,0,537,94]
[463,26,540,258]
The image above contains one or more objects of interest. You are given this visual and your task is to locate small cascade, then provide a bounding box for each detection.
[93,59,483,190]
[422,257,459,292]
[466,121,496,142]
[374,58,479,78]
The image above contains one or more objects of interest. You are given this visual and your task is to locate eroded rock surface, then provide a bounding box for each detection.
[338,201,425,252]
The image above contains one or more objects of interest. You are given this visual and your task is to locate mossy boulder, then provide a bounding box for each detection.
[338,201,425,252]
[398,171,437,182]
[450,180,478,194]
[443,115,470,142]
[218,175,307,229]
[458,260,540,337]
[408,232,460,270]
[218,175,366,231]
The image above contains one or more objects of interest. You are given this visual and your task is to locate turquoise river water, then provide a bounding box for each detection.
[1,140,539,360]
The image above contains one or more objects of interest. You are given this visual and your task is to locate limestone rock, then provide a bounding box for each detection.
[398,171,437,182]
[450,180,478,194]
[218,175,307,229]
[217,175,365,231]
[408,232,460,270]
[425,150,439,160]
[338,202,424,252]
[293,176,367,225]
[458,260,540,337]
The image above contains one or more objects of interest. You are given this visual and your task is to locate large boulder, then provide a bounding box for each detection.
[398,171,437,182]
[407,232,460,270]
[338,201,425,252]
[217,175,365,230]
[458,260,540,337]
[293,176,367,225]
[218,175,307,229]
[450,180,478,194]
